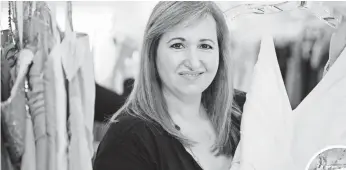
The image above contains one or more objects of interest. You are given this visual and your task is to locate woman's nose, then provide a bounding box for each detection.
[185,48,202,69]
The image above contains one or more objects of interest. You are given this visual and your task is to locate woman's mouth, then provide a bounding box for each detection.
[178,71,204,80]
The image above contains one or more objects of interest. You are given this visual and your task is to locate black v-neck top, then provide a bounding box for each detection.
[93,90,246,170]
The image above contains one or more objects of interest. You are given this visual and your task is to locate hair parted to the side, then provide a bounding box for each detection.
[110,1,241,157]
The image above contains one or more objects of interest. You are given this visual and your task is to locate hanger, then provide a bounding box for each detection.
[17,1,24,49]
[223,1,343,29]
[65,1,74,35]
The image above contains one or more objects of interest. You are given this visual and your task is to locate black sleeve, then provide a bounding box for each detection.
[93,122,155,170]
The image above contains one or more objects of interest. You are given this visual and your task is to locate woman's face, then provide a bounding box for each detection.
[156,14,220,96]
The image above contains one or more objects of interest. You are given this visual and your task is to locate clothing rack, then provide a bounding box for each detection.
[1,2,95,170]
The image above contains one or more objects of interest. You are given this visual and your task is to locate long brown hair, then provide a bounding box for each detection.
[111,1,241,157]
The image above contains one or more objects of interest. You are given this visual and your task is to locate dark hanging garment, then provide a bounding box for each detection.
[1,52,11,102]
[94,79,135,123]
[1,48,18,170]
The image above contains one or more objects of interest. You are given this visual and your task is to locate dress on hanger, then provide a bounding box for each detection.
[62,32,95,170]
[1,54,27,167]
[290,43,346,169]
[20,112,36,170]
[44,32,68,170]
[237,35,346,170]
[1,49,17,170]
[27,49,48,170]
[238,35,294,170]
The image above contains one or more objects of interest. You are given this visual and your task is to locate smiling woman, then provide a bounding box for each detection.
[93,1,245,170]
[156,14,219,97]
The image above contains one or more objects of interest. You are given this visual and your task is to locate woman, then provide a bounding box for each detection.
[93,2,246,170]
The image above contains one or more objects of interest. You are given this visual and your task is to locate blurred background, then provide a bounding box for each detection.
[1,1,346,150]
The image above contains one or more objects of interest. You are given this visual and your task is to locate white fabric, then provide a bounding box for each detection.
[21,113,36,170]
[237,35,294,170]
[47,38,68,170]
[291,39,346,169]
[236,35,346,170]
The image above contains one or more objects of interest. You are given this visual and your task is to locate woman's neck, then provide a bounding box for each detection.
[162,87,204,120]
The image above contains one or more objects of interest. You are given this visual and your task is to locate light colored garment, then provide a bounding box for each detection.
[238,35,346,170]
[20,113,36,170]
[44,39,68,170]
[44,56,57,170]
[291,44,346,169]
[239,35,294,170]
[27,49,48,170]
[62,32,95,170]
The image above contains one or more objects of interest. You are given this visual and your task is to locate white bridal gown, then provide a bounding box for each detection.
[231,35,346,170]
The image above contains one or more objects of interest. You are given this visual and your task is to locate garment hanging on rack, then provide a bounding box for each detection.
[44,32,68,170]
[94,79,134,123]
[1,137,16,170]
[1,29,13,48]
[284,42,304,109]
[62,32,95,170]
[1,49,17,170]
[26,48,48,170]
[238,35,294,170]
[25,2,60,170]
[1,52,12,102]
[284,40,329,110]
[20,112,36,170]
[239,35,346,170]
[42,20,61,170]
[2,43,18,71]
[291,45,346,169]
[1,54,27,167]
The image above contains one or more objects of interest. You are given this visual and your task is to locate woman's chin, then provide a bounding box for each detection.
[178,86,208,96]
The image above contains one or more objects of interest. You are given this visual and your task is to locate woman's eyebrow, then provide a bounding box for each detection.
[167,37,186,43]
[200,39,215,45]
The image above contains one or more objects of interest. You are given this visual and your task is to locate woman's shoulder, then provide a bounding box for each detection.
[94,114,161,169]
[105,113,162,140]
[95,114,162,158]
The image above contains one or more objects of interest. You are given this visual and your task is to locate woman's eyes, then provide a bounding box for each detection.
[170,43,213,50]
[170,43,185,49]
[199,44,213,50]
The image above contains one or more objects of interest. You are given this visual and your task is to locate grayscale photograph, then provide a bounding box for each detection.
[1,1,346,170]
[308,147,346,170]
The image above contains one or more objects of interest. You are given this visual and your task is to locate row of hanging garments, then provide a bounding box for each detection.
[1,2,95,170]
